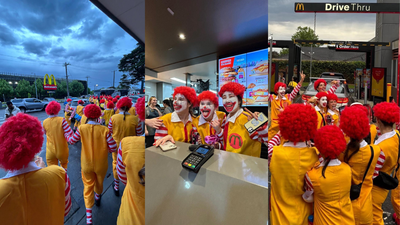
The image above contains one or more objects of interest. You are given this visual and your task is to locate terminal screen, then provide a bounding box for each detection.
[196,147,209,155]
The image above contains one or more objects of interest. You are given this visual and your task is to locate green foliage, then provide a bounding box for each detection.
[280,48,289,56]
[0,79,14,100]
[54,81,67,98]
[15,80,33,98]
[118,43,144,85]
[292,26,319,47]
[118,74,131,89]
[70,80,84,97]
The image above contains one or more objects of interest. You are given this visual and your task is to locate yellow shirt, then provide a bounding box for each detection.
[268,94,292,140]
[327,109,339,126]
[43,117,69,157]
[270,143,319,225]
[116,107,136,116]
[117,137,145,225]
[316,107,326,130]
[0,165,66,224]
[77,105,84,116]
[157,112,194,143]
[104,109,115,127]
[111,114,139,148]
[192,111,225,145]
[370,124,378,145]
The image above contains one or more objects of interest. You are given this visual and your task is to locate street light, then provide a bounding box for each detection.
[308,52,315,77]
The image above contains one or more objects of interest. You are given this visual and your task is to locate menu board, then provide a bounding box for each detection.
[218,48,269,106]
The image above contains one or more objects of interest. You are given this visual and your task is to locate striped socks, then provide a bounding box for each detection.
[95,193,100,201]
[114,179,119,191]
[86,208,92,224]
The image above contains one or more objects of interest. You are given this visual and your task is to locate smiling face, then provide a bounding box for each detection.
[328,100,337,110]
[173,93,189,113]
[200,99,215,121]
[317,82,326,92]
[278,86,286,98]
[151,98,157,106]
[319,96,328,108]
[222,91,239,113]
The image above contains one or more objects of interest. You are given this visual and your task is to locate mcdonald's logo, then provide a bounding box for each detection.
[296,3,305,11]
[43,74,57,91]
[228,133,243,149]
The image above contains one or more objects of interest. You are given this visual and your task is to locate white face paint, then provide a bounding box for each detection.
[200,100,215,120]
[320,96,328,108]
[278,86,286,97]
[173,93,188,113]
[222,91,239,113]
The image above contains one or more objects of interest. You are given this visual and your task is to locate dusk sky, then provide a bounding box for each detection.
[0,0,138,90]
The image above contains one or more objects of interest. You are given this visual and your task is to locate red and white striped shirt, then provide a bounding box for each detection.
[64,171,72,217]
[373,149,386,179]
[327,83,339,94]
[267,133,281,160]
[116,143,127,185]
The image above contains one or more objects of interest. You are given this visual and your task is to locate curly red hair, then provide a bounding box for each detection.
[314,79,327,91]
[173,86,198,107]
[314,125,347,159]
[218,82,246,99]
[107,101,115,109]
[113,98,118,103]
[78,100,84,105]
[340,106,369,140]
[117,97,133,109]
[100,99,105,104]
[373,102,400,124]
[45,101,61,115]
[351,103,369,116]
[278,104,318,144]
[315,91,328,100]
[274,82,287,94]
[0,113,44,171]
[84,104,102,119]
[327,93,338,102]
[135,97,145,121]
[198,91,219,107]
[67,98,72,102]
[116,95,120,99]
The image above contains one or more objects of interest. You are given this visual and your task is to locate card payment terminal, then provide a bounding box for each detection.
[182,145,214,173]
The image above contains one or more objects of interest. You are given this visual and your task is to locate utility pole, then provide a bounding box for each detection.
[64,62,70,97]
[86,76,90,95]
[113,70,116,88]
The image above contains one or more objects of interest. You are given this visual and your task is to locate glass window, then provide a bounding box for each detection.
[25,99,34,102]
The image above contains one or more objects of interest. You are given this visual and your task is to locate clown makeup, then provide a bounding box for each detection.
[320,96,328,108]
[328,100,337,111]
[173,93,188,113]
[222,91,239,114]
[278,86,286,98]
[200,99,215,121]
[318,82,326,92]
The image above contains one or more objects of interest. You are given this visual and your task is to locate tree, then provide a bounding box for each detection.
[55,81,67,98]
[70,80,84,97]
[280,48,289,56]
[118,43,144,91]
[15,80,33,98]
[118,74,131,89]
[0,79,14,100]
[32,79,45,99]
[292,26,319,47]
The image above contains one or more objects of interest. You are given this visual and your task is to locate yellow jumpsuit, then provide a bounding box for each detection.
[268,94,292,141]
[0,166,66,224]
[192,111,226,145]
[338,144,381,225]
[270,144,319,225]
[307,161,354,225]
[74,105,84,129]
[100,103,105,121]
[110,114,139,180]
[117,137,145,225]
[103,109,114,127]
[43,117,70,169]
[370,124,378,145]
[372,132,399,225]
[156,113,194,143]
[79,124,111,208]
[316,109,326,130]
[327,109,339,126]
[392,164,400,221]
[65,104,73,126]
[116,107,136,116]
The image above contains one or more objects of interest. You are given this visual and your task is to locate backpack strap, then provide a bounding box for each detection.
[361,146,374,184]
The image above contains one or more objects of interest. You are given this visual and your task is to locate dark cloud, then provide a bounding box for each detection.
[76,14,107,40]
[0,24,18,46]
[22,39,52,56]
[49,46,66,57]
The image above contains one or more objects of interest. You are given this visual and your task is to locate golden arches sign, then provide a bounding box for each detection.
[43,74,57,90]
[296,3,304,11]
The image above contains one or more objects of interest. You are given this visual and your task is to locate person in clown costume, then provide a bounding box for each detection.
[108,97,143,196]
[116,97,146,225]
[99,99,106,124]
[326,93,339,126]
[65,98,73,127]
[71,100,85,131]
[43,101,74,170]
[66,104,117,224]
[103,101,115,127]
[0,113,72,224]
[218,82,268,157]
[269,104,319,225]
[268,71,305,141]
[308,78,340,105]
[303,125,355,225]
[154,86,198,146]
[314,92,328,130]
[191,91,226,148]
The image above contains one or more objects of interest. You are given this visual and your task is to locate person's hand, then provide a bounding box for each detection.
[154,135,175,147]
[278,106,284,113]
[331,80,340,87]
[243,108,259,121]
[210,118,222,134]
[35,157,46,168]
[145,118,163,129]
[300,71,306,82]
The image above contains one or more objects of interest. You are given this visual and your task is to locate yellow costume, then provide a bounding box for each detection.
[370,124,378,145]
[43,117,70,169]
[103,109,115,127]
[65,104,73,126]
[316,107,326,130]
[0,166,66,224]
[117,137,145,225]
[327,109,339,126]
[268,94,292,140]
[192,111,225,144]
[156,112,194,143]
[74,105,84,129]
[270,143,319,225]
[116,107,136,116]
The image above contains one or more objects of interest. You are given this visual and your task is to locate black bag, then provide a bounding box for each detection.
[373,133,400,190]
[350,146,374,200]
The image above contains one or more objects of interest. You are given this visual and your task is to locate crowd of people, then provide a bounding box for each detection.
[0,95,146,225]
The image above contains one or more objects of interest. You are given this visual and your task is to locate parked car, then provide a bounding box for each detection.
[42,97,56,104]
[130,94,145,105]
[63,97,78,106]
[69,99,90,111]
[302,72,350,107]
[11,98,47,113]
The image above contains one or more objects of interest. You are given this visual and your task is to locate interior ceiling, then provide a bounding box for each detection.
[146,0,268,73]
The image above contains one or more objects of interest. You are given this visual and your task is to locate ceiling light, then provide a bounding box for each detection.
[171,77,186,84]
[179,34,185,40]
[167,8,174,16]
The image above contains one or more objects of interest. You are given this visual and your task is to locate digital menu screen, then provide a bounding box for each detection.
[218,48,269,106]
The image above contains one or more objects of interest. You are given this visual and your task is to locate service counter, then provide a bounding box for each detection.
[146,142,269,225]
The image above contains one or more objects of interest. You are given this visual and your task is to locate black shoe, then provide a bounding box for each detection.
[114,187,119,196]
[95,195,101,206]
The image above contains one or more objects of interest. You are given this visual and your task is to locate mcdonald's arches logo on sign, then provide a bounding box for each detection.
[296,3,305,11]
[43,74,57,91]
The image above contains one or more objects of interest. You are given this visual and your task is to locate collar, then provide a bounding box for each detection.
[199,112,218,126]
[360,140,368,148]
[315,105,321,112]
[328,109,337,115]
[227,108,244,123]
[317,159,342,168]
[275,95,287,100]
[48,115,57,118]
[375,130,396,145]
[171,111,193,123]
[2,161,41,179]
[283,141,307,148]
[87,121,100,125]
[105,109,112,111]
[119,111,131,115]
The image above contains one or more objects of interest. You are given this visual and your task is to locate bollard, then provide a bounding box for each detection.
[387,83,392,102]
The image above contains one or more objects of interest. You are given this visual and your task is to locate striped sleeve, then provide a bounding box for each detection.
[106,132,117,152]
[289,83,301,101]
[268,133,281,160]
[136,120,144,136]
[373,149,386,179]
[116,143,127,185]
[154,123,168,142]
[64,104,70,112]
[64,171,72,217]
[327,83,338,94]
[70,108,76,119]
[302,172,314,203]
[108,118,113,134]
[256,123,269,143]
[62,118,73,139]
[376,126,381,137]
[68,129,81,144]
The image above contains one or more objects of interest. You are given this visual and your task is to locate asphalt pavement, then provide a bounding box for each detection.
[0,110,125,225]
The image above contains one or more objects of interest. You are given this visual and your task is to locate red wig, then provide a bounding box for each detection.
[107,101,115,109]
[278,104,318,144]
[135,97,146,121]
[314,79,327,91]
[84,104,102,119]
[173,86,198,107]
[116,95,121,99]
[218,82,246,99]
[327,93,338,102]
[198,91,219,107]
[67,98,72,102]
[117,97,133,109]
[351,103,369,116]
[340,106,369,140]
[314,125,347,159]
[45,101,61,115]
[113,98,118,103]
[315,91,328,100]
[373,102,400,124]
[274,82,287,94]
[100,99,105,104]
[0,113,44,171]
[108,97,113,101]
